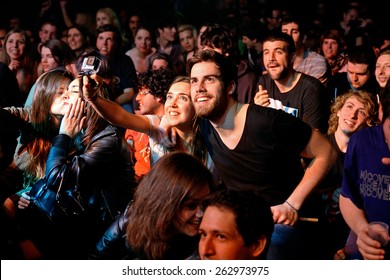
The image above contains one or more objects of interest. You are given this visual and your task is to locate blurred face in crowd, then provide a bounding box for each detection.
[6,32,26,60]
[67,28,86,53]
[241,36,256,49]
[347,62,370,89]
[96,11,111,28]
[375,53,390,88]
[322,39,339,60]
[281,22,301,47]
[152,58,169,70]
[134,28,153,55]
[40,46,59,72]
[129,15,141,35]
[179,29,196,53]
[136,86,162,115]
[337,96,369,135]
[39,23,57,43]
[197,25,207,51]
[158,26,177,43]
[96,31,116,57]
[0,28,6,55]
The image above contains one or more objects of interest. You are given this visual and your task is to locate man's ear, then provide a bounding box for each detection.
[227,81,236,95]
[250,236,267,258]
[156,96,163,103]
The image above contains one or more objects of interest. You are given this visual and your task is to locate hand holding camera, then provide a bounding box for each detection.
[82,74,104,102]
[79,56,102,102]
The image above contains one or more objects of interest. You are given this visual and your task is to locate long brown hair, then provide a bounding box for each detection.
[77,75,110,146]
[166,76,208,164]
[24,70,74,179]
[126,152,214,259]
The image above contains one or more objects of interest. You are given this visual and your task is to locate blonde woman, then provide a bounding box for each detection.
[178,24,198,61]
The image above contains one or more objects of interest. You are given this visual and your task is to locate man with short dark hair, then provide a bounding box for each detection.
[156,13,185,76]
[95,24,137,113]
[199,189,274,260]
[255,31,330,133]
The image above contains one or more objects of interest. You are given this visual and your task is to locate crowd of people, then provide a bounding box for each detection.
[1,0,390,260]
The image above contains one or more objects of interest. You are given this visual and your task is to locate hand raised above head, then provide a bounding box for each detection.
[82,74,104,102]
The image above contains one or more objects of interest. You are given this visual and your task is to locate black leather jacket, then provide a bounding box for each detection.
[89,203,131,259]
[46,125,136,242]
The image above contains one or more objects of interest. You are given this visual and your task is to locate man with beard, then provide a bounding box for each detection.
[255,31,330,134]
[185,49,336,259]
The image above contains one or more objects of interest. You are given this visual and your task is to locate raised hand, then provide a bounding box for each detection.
[254,84,270,107]
[82,74,103,102]
[59,98,86,138]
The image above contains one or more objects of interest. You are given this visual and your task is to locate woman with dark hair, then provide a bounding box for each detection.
[320,29,348,76]
[1,69,76,258]
[126,152,214,259]
[125,26,157,74]
[148,51,173,71]
[15,73,136,259]
[1,70,76,205]
[66,24,95,60]
[25,39,75,107]
[91,151,215,259]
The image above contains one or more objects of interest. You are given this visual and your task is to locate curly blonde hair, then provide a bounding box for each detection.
[327,90,378,134]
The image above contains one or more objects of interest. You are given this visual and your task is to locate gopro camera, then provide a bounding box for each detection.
[80,56,101,75]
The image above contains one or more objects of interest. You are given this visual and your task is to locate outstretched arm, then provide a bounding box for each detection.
[82,74,150,134]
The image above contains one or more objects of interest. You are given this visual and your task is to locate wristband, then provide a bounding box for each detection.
[285,200,298,212]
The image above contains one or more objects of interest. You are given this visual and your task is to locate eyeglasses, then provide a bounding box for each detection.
[138,89,152,96]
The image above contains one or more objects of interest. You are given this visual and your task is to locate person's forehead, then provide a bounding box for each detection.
[8,33,23,40]
[282,22,299,29]
[377,54,390,64]
[202,206,237,230]
[42,23,57,30]
[263,40,287,49]
[130,15,140,22]
[191,61,220,76]
[348,62,369,69]
[69,79,80,87]
[98,31,115,38]
[169,81,190,93]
